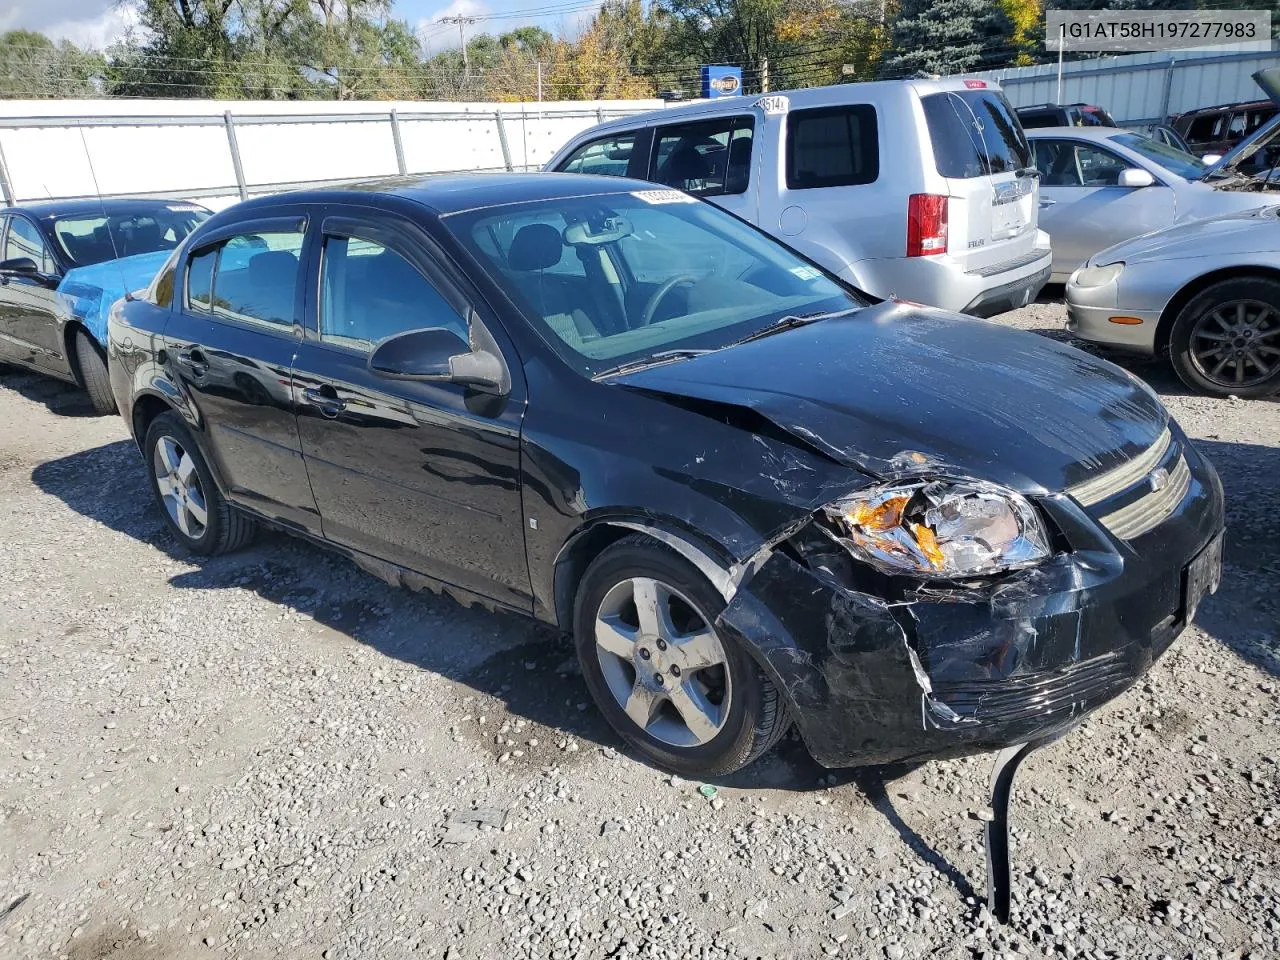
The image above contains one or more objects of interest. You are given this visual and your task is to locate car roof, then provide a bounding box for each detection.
[1024,126,1130,142]
[565,77,1005,138]
[1175,99,1274,118]
[218,173,678,219]
[8,197,210,221]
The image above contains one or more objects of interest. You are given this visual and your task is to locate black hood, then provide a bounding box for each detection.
[614,302,1168,494]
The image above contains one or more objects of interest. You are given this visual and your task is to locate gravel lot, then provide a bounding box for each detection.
[2,297,1278,960]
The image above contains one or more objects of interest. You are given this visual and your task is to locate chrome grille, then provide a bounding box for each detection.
[1064,428,1191,541]
[1097,454,1191,541]
[1066,427,1171,507]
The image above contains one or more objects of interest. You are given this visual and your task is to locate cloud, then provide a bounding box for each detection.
[42,4,141,50]
[417,0,488,51]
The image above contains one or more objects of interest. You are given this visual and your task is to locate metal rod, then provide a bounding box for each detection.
[984,739,1049,925]
[1159,58,1178,123]
[223,111,248,202]
[0,138,14,207]
[494,111,513,172]
[0,108,653,130]
[390,109,407,176]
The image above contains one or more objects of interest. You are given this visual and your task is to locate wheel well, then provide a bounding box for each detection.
[552,524,631,632]
[62,322,93,388]
[131,394,171,449]
[1155,265,1280,354]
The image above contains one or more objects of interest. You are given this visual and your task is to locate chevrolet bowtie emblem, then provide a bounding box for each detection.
[1147,467,1171,492]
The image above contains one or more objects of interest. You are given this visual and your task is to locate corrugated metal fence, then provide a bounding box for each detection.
[972,46,1280,127]
[0,98,667,211]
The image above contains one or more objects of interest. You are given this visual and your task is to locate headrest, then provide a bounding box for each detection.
[248,250,298,283]
[508,223,563,271]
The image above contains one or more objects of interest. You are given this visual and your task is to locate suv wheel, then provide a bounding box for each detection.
[1170,277,1280,398]
[144,412,255,555]
[573,535,788,776]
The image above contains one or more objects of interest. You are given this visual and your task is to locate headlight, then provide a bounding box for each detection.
[827,479,1051,578]
[1072,262,1124,288]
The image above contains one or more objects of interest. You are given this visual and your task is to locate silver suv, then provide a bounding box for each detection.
[545,78,1052,316]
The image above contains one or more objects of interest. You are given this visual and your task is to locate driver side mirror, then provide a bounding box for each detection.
[0,256,40,275]
[1200,153,1223,165]
[369,326,509,395]
[1118,167,1155,188]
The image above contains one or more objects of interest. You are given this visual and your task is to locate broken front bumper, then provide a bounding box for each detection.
[716,439,1225,769]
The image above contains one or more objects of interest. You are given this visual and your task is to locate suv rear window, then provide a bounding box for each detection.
[785,105,879,189]
[921,90,1031,178]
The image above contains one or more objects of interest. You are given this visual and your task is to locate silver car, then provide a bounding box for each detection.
[1066,206,1280,398]
[1030,126,1278,281]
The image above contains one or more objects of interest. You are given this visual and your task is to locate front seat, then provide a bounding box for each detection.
[505,224,598,346]
[660,143,711,190]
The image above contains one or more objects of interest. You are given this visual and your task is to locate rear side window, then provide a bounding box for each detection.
[559,134,637,177]
[651,116,755,197]
[785,105,879,189]
[1186,113,1224,142]
[3,217,56,275]
[922,90,1031,178]
[185,230,304,327]
[1016,110,1057,129]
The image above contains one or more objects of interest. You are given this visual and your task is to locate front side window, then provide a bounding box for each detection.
[1033,140,1128,187]
[53,207,209,268]
[445,190,864,377]
[921,90,1031,178]
[3,217,56,274]
[786,105,879,189]
[185,230,304,327]
[652,116,755,196]
[320,235,467,351]
[1187,113,1224,143]
[559,134,637,177]
[1109,132,1203,180]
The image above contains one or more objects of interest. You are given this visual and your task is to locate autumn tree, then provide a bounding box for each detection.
[0,30,103,98]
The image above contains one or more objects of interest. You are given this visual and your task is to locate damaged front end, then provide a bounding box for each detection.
[715,434,1225,769]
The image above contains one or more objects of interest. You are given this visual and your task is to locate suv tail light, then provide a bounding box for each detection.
[907,194,949,257]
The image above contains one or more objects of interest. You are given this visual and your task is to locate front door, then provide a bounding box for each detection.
[0,214,67,374]
[290,211,529,609]
[164,214,321,535]
[1034,138,1177,276]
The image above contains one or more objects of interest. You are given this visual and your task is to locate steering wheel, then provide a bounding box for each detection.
[640,274,700,327]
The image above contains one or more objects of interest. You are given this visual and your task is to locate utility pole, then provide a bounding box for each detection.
[760,57,769,93]
[536,61,543,102]
[439,15,477,80]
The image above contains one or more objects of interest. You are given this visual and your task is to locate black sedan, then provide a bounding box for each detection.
[106,175,1225,777]
[0,198,210,413]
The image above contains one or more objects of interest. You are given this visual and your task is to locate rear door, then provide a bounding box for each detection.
[918,85,1039,276]
[1031,137,1176,275]
[0,214,66,373]
[647,113,759,221]
[164,213,321,534]
[290,208,530,610]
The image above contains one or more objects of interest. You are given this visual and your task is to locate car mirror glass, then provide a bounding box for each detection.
[1118,167,1155,188]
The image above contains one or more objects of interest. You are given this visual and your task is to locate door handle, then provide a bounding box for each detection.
[302,385,347,417]
[175,347,209,378]
[1039,198,1057,207]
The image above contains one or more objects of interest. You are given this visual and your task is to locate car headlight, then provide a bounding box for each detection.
[1072,262,1124,288]
[826,479,1051,578]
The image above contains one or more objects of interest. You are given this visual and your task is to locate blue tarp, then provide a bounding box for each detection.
[55,250,171,346]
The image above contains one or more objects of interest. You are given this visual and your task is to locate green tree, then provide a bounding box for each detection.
[880,0,1015,78]
[0,30,103,98]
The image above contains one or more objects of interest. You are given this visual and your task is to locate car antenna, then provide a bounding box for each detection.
[77,125,133,302]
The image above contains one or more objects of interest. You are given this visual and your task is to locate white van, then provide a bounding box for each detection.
[544,79,1053,316]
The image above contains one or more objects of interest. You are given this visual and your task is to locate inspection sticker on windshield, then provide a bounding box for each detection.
[167,203,201,211]
[789,265,822,281]
[632,189,697,204]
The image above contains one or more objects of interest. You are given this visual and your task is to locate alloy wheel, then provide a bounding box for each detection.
[152,435,208,540]
[593,577,732,748]
[1189,299,1280,388]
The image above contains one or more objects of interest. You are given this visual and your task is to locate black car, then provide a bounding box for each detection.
[1016,102,1117,129]
[0,199,210,413]
[107,174,1225,777]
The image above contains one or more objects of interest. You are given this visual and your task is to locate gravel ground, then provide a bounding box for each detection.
[1,296,1278,960]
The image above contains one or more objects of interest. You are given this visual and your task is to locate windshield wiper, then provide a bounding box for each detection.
[593,349,712,380]
[730,307,859,347]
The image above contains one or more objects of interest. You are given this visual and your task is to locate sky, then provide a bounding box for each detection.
[2,0,605,53]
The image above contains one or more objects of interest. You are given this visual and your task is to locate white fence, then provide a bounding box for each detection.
[972,45,1280,127]
[0,97,667,210]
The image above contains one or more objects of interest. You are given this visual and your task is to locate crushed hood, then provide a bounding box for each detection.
[613,302,1168,494]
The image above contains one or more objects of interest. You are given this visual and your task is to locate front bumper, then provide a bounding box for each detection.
[716,434,1224,768]
[1066,276,1162,354]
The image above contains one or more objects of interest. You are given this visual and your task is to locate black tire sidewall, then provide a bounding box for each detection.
[1171,278,1280,399]
[144,412,222,555]
[573,541,767,775]
[74,331,117,415]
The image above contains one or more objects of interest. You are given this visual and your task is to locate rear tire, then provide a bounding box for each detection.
[74,330,117,416]
[1169,277,1280,398]
[144,411,255,555]
[573,535,789,776]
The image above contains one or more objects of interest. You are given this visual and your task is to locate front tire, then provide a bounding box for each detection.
[144,412,255,555]
[74,330,117,416]
[573,535,788,776]
[1169,278,1280,398]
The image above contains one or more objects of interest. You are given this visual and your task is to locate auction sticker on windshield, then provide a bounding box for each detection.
[632,190,698,204]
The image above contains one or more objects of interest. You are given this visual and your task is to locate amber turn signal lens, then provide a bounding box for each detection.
[1107,316,1144,325]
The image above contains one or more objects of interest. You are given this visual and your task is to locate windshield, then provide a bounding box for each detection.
[921,89,1032,178]
[52,206,210,267]
[445,190,863,377]
[1110,132,1206,180]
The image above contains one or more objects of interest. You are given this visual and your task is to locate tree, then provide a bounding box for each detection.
[0,30,103,98]
[653,0,786,93]
[1001,0,1039,66]
[774,0,892,87]
[879,0,1015,78]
